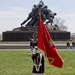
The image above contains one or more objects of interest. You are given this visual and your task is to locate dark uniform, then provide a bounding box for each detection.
[66,40,70,51]
[72,41,75,51]
[30,40,35,48]
[34,39,38,48]
[30,39,38,55]
[30,39,35,55]
[32,53,44,74]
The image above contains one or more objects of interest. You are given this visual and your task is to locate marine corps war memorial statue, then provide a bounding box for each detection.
[2,0,70,41]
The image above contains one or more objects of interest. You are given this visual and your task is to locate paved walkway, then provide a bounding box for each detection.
[0,43,67,49]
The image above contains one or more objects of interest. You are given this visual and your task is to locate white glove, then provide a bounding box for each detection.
[34,64,37,67]
[38,63,42,67]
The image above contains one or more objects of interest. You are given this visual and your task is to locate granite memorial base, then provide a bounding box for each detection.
[2,31,70,41]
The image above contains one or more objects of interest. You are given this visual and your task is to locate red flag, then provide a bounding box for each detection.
[38,16,64,68]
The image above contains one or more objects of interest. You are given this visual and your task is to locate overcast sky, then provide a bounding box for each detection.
[0,0,75,34]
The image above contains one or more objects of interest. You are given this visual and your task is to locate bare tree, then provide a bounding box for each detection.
[53,17,68,31]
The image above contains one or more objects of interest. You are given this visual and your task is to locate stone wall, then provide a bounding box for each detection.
[2,31,70,41]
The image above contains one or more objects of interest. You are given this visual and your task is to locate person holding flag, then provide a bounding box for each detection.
[32,47,44,75]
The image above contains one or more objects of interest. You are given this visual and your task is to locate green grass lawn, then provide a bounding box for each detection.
[0,50,75,75]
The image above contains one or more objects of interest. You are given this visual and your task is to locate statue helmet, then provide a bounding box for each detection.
[33,5,36,8]
[44,5,47,8]
[54,13,57,16]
